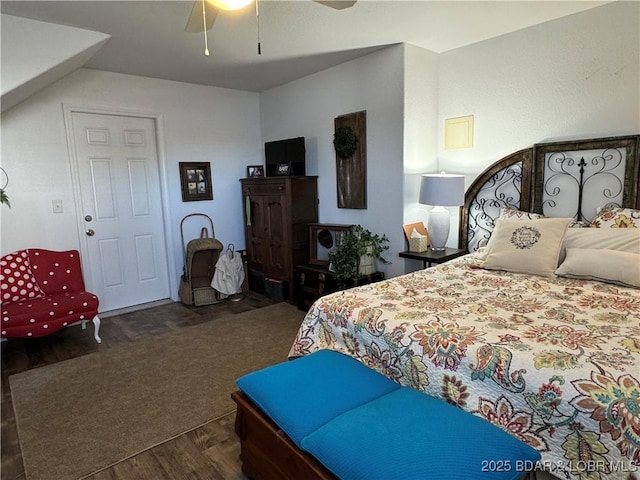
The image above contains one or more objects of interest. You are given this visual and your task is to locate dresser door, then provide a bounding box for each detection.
[264,193,288,278]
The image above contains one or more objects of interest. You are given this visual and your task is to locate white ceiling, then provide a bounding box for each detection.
[1,0,609,92]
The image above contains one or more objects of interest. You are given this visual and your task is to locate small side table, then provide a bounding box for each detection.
[399,248,467,268]
[294,264,384,311]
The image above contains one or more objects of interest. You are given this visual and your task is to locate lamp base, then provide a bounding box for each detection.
[427,206,450,251]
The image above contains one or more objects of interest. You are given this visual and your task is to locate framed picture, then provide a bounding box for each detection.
[308,223,352,266]
[179,162,213,202]
[246,165,264,178]
[276,163,291,176]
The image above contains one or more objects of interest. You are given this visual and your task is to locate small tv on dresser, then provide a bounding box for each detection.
[265,137,306,176]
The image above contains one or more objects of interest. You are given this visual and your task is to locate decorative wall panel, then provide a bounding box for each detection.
[124,130,146,147]
[90,158,117,220]
[98,238,123,287]
[335,111,366,209]
[135,234,157,281]
[128,159,151,216]
[86,128,110,145]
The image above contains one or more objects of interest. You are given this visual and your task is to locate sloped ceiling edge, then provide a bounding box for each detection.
[1,15,110,112]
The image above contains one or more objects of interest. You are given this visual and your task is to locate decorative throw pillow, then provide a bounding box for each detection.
[556,248,640,288]
[0,250,45,303]
[559,228,640,264]
[474,208,545,260]
[591,206,639,228]
[499,207,545,221]
[482,217,572,277]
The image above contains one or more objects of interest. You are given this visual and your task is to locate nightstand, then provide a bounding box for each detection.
[399,248,467,268]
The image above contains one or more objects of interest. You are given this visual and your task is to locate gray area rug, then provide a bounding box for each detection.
[10,302,304,480]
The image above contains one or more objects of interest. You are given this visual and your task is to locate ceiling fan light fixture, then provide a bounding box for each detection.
[206,0,253,11]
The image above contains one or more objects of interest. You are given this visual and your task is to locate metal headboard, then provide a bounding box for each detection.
[459,135,640,252]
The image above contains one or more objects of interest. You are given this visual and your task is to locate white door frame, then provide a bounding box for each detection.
[62,104,179,309]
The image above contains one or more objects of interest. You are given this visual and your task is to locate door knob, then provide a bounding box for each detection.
[86,229,95,236]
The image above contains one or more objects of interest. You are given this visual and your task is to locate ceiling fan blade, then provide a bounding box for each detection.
[312,0,357,10]
[185,0,219,33]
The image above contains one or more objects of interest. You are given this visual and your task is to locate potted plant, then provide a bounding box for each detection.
[1,168,9,208]
[328,224,389,281]
[0,189,9,207]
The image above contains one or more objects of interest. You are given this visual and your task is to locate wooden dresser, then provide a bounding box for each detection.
[241,176,318,300]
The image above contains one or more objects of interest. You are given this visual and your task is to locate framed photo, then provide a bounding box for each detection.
[246,165,264,178]
[308,223,352,266]
[276,163,291,176]
[179,162,213,202]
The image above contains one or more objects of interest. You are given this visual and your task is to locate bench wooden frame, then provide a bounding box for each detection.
[231,390,336,480]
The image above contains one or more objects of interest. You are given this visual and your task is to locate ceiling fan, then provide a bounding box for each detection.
[185,0,357,55]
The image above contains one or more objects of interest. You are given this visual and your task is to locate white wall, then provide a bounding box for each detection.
[260,45,407,279]
[1,68,261,300]
[402,44,439,222]
[400,44,441,271]
[433,0,639,246]
[437,1,640,178]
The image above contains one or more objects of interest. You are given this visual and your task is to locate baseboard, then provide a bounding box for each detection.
[100,298,174,318]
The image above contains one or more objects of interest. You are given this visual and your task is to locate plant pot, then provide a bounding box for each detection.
[358,247,375,275]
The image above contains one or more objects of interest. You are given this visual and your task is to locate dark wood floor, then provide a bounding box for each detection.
[1,292,277,480]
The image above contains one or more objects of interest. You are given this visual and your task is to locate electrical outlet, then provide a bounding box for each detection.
[52,200,63,213]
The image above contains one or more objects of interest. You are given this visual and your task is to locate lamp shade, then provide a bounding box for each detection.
[419,174,465,207]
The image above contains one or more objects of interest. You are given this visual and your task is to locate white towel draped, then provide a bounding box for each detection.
[211,250,245,297]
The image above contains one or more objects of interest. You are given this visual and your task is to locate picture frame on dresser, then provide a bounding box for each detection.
[179,162,213,202]
[308,223,352,266]
[246,165,264,178]
[276,163,292,176]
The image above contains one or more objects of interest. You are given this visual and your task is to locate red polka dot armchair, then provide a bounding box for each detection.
[1,249,101,343]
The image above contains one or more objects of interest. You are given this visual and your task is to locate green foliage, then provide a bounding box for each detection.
[328,225,389,280]
[0,188,10,208]
[333,126,358,159]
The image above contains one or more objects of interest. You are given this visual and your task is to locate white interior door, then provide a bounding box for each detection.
[69,111,170,312]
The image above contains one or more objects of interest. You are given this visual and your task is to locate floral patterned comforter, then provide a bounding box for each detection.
[289,255,640,480]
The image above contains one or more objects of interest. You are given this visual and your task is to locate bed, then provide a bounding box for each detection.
[289,135,640,480]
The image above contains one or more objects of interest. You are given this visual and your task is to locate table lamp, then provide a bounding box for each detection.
[419,173,465,251]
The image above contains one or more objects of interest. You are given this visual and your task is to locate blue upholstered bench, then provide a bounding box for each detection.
[232,349,541,480]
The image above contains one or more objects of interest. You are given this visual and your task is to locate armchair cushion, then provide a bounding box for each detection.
[29,249,87,294]
[1,250,45,303]
[2,292,98,338]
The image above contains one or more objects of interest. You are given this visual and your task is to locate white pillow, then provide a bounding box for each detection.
[556,248,640,288]
[559,228,640,264]
[475,208,545,260]
[482,217,572,277]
